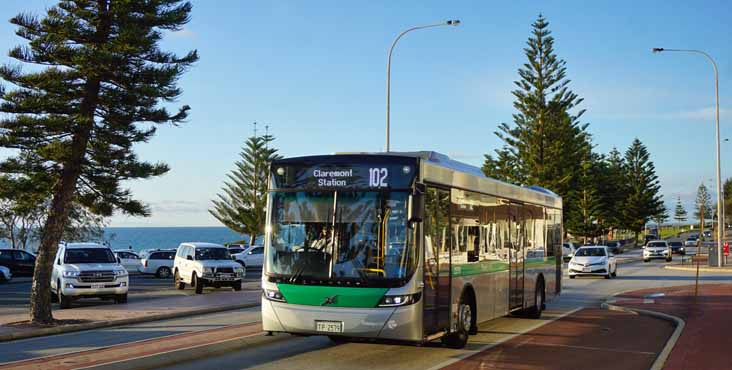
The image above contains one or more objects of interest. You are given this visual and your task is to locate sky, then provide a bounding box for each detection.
[0,0,730,227]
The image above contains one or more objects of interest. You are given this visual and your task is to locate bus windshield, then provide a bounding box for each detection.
[266,191,416,287]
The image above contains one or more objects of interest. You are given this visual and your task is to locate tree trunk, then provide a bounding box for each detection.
[28,0,109,324]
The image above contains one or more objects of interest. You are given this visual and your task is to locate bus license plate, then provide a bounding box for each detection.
[315,321,343,333]
[91,283,105,289]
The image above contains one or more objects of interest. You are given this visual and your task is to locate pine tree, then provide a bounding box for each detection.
[0,0,198,324]
[598,148,627,232]
[673,196,687,229]
[210,131,281,246]
[482,15,589,227]
[565,150,603,241]
[652,203,669,231]
[694,183,713,222]
[620,138,663,242]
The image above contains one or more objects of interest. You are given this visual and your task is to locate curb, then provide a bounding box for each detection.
[601,302,685,370]
[0,301,261,343]
[663,265,732,273]
[78,331,283,370]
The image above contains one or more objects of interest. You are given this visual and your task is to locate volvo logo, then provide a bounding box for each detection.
[321,295,338,306]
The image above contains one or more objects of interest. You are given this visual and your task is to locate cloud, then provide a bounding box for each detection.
[170,28,195,38]
[150,200,205,214]
[665,107,731,121]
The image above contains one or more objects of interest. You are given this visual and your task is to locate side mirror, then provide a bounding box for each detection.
[408,183,425,223]
[186,255,193,261]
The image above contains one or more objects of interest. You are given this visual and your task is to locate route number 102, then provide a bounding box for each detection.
[369,168,388,188]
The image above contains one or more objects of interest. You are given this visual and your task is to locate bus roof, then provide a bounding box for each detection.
[273,151,561,208]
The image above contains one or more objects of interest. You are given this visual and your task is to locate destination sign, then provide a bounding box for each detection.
[271,160,417,190]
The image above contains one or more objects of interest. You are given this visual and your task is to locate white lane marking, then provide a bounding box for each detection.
[643,299,655,304]
[426,307,583,370]
[523,340,657,356]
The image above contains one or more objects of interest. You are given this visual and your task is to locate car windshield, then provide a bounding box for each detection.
[228,247,244,254]
[64,248,116,264]
[266,191,415,287]
[575,247,606,257]
[195,247,230,260]
[648,242,667,248]
[670,242,682,246]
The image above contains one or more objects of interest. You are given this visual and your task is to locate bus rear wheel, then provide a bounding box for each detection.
[442,297,471,349]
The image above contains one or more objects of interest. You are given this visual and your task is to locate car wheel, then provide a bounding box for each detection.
[643,259,650,263]
[115,293,128,304]
[611,266,617,277]
[442,294,471,349]
[233,282,242,291]
[174,270,185,290]
[569,275,576,279]
[0,272,6,283]
[58,284,72,309]
[666,257,672,262]
[156,266,172,279]
[193,273,203,294]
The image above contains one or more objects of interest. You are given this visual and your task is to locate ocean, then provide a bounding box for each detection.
[103,227,247,253]
[0,227,248,253]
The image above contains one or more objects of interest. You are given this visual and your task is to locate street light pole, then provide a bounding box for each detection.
[652,47,724,266]
[385,20,460,152]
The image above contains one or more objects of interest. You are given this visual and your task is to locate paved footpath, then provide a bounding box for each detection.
[441,308,674,370]
[611,283,732,370]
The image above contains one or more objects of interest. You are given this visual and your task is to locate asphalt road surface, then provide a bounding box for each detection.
[0,268,263,317]
[4,259,726,369]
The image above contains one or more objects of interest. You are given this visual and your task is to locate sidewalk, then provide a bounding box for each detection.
[442,308,674,370]
[610,284,732,370]
[664,262,732,273]
[0,286,261,342]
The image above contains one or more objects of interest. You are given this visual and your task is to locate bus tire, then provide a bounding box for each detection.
[442,294,471,349]
[527,279,544,319]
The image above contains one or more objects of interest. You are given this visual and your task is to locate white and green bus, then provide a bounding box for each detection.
[261,151,562,348]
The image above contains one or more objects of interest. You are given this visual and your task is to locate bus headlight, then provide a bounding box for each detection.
[264,289,286,303]
[378,293,421,307]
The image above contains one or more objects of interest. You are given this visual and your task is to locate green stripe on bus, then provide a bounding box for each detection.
[276,284,389,308]
[452,256,558,277]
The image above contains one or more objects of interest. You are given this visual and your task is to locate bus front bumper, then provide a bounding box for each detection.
[262,299,423,342]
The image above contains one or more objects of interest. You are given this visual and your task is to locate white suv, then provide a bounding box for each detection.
[51,243,129,309]
[173,242,245,294]
[643,240,672,262]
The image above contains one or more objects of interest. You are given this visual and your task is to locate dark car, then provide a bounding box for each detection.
[668,241,685,255]
[0,248,37,276]
[605,241,623,254]
[644,234,657,245]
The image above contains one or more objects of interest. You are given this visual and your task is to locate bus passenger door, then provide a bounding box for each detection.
[509,205,524,310]
[423,187,451,336]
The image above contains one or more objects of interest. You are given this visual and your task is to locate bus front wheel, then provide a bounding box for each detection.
[442,297,471,349]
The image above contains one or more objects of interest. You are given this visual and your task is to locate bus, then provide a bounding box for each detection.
[261,151,562,348]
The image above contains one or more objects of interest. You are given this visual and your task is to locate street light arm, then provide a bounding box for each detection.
[385,20,460,152]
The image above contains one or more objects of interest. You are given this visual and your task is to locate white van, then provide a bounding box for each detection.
[173,242,244,294]
[51,243,129,308]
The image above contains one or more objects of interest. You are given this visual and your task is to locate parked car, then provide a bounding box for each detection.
[113,250,142,273]
[51,243,129,309]
[604,240,623,254]
[0,248,37,276]
[139,249,176,278]
[0,265,12,283]
[568,246,617,279]
[226,245,246,255]
[643,240,672,262]
[173,242,245,294]
[231,246,264,268]
[562,242,578,263]
[669,241,685,255]
[685,234,699,247]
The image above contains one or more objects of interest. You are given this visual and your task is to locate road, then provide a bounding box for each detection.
[1,260,729,369]
[0,268,263,318]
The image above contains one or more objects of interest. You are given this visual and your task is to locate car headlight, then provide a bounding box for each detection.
[203,267,214,273]
[234,267,244,276]
[114,269,128,277]
[264,289,286,302]
[378,293,421,307]
[63,271,80,278]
